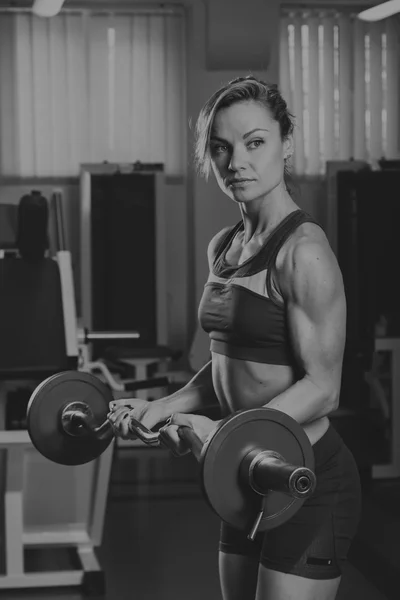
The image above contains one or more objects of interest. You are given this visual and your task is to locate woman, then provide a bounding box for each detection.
[108,76,361,600]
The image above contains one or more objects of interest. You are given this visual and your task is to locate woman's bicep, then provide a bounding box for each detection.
[284,240,346,397]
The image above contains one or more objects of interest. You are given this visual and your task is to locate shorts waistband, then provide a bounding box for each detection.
[312,423,344,468]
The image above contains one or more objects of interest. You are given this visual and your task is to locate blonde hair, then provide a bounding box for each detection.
[194,76,295,183]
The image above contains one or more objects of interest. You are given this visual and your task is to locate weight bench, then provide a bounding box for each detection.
[0,194,169,592]
[0,250,112,592]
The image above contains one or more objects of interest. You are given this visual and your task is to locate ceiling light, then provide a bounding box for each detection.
[358,0,400,22]
[32,0,66,18]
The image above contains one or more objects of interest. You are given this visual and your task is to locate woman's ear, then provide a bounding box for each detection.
[283,135,294,161]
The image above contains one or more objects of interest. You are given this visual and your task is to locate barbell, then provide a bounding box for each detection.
[26,371,317,540]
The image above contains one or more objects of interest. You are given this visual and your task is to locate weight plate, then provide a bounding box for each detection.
[199,408,315,534]
[27,371,114,465]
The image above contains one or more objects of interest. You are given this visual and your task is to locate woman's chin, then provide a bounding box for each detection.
[231,189,259,203]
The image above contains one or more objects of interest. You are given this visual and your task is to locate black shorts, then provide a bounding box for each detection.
[219,424,362,580]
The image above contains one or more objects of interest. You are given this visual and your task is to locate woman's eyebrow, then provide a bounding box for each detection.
[210,135,228,142]
[210,128,269,142]
[243,128,269,139]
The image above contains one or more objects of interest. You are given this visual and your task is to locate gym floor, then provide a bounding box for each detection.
[1,445,398,600]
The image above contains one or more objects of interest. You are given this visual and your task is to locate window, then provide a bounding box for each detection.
[0,8,186,177]
[280,6,400,175]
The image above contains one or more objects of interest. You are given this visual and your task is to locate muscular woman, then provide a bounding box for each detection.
[108,76,361,600]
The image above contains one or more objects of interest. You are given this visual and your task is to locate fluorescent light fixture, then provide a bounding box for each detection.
[358,0,400,21]
[32,0,66,18]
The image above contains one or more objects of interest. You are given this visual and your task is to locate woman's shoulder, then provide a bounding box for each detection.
[207,224,239,263]
[284,215,331,252]
[292,219,328,246]
[276,219,339,279]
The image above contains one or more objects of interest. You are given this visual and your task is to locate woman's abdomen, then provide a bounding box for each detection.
[211,352,296,415]
[211,353,330,445]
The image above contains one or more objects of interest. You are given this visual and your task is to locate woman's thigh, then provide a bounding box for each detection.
[219,552,260,600]
[259,425,362,581]
[256,567,341,600]
[219,425,361,598]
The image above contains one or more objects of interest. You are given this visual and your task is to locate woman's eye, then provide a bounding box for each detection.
[248,139,264,149]
[211,144,228,155]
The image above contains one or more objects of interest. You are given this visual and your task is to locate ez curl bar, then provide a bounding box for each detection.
[27,371,317,540]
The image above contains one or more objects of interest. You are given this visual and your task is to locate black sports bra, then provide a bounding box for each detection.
[198,209,320,365]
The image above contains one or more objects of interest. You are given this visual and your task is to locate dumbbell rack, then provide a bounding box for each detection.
[0,429,113,593]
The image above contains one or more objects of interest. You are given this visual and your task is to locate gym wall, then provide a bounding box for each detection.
[0,0,330,354]
[0,175,188,354]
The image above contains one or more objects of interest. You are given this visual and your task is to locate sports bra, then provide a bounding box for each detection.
[198,209,320,365]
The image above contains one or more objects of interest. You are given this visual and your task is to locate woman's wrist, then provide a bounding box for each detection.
[152,388,194,418]
[152,393,190,420]
[151,397,172,421]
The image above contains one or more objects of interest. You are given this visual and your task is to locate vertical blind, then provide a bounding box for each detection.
[279,7,400,175]
[0,9,186,177]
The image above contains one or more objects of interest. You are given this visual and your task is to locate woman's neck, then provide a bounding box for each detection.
[239,193,298,244]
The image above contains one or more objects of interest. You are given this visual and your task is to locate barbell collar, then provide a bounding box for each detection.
[61,401,95,436]
[246,449,316,499]
[61,401,114,441]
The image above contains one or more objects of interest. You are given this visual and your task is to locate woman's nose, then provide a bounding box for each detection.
[228,147,247,171]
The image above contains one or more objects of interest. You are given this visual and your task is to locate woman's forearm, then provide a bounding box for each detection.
[264,376,339,425]
[153,360,219,420]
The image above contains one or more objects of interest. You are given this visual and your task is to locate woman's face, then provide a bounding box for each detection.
[209,100,292,204]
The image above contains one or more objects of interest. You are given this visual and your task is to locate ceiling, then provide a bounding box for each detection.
[0,1,139,7]
[0,0,390,5]
[0,0,392,12]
